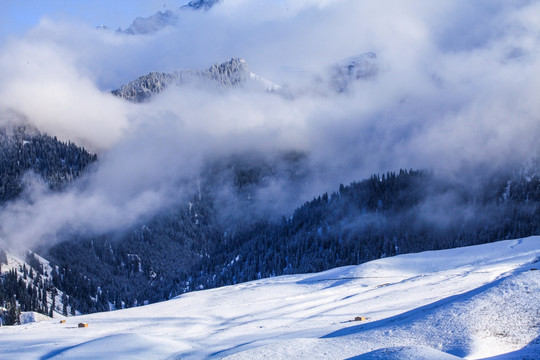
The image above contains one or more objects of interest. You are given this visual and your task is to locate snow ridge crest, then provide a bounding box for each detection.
[112,58,278,102]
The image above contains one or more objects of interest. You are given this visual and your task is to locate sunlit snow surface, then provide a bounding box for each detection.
[1,238,539,359]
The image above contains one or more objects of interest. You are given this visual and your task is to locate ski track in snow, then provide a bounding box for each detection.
[0,237,539,360]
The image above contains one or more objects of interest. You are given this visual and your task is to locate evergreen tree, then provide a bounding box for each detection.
[6,295,20,325]
[47,288,57,318]
[42,288,48,315]
[62,293,68,316]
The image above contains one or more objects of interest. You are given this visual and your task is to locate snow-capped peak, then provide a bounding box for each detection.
[182,0,222,11]
[111,58,281,102]
[330,52,379,92]
[118,10,178,35]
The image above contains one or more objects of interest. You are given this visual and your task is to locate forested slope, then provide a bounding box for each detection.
[43,164,540,313]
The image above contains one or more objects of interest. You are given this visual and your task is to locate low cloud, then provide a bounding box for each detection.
[0,0,539,249]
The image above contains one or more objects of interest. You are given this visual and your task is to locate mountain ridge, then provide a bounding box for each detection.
[182,0,222,11]
[116,0,222,35]
[111,58,280,102]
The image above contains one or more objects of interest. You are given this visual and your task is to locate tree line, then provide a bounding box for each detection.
[42,165,540,314]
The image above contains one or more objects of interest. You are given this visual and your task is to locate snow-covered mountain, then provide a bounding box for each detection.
[1,4,540,360]
[182,0,222,11]
[330,52,379,92]
[295,52,380,96]
[1,237,538,359]
[111,52,380,103]
[112,58,280,102]
[119,10,179,35]
[117,0,221,35]
[0,250,77,324]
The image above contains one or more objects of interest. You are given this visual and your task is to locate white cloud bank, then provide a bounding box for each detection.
[0,0,540,248]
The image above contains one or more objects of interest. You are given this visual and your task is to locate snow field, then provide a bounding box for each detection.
[0,237,538,359]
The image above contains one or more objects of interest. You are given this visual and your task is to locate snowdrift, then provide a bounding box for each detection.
[0,237,538,360]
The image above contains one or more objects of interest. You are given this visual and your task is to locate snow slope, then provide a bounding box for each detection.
[0,237,538,359]
[2,251,75,319]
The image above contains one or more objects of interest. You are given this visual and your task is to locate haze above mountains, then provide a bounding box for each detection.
[2,2,537,246]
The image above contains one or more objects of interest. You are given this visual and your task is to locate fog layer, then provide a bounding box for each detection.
[0,0,539,248]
